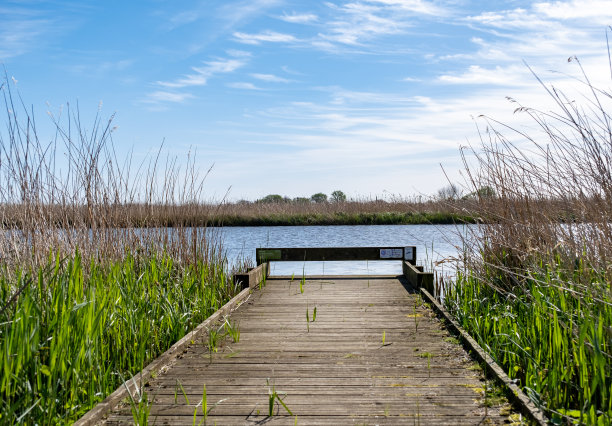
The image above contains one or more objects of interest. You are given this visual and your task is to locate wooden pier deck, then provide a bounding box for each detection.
[104,274,516,425]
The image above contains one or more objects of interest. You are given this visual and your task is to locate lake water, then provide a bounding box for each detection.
[215,224,469,276]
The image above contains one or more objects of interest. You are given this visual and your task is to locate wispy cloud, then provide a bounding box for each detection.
[219,0,284,29]
[0,6,59,59]
[164,10,200,30]
[251,73,291,83]
[213,75,570,196]
[304,0,450,52]
[322,2,405,46]
[147,51,250,106]
[228,82,262,90]
[66,59,134,77]
[279,12,318,24]
[157,57,248,89]
[445,1,612,91]
[465,1,612,56]
[233,30,298,45]
[144,91,195,103]
[365,0,448,16]
[534,0,612,22]
[438,65,533,86]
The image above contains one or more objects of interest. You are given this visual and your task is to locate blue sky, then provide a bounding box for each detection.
[1,0,611,201]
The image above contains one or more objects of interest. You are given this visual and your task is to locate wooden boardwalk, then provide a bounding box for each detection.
[104,276,516,425]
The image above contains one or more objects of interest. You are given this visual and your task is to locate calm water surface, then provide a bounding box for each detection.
[215,224,470,276]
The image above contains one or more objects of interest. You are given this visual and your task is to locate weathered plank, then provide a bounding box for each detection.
[102,276,518,425]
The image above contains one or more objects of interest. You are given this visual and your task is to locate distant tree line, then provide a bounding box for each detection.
[251,186,495,205]
[253,190,347,204]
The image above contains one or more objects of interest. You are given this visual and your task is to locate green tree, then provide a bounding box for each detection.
[293,197,311,204]
[330,190,347,203]
[310,193,328,203]
[258,194,285,203]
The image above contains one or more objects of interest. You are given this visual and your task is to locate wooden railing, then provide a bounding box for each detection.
[256,246,417,265]
[233,246,434,293]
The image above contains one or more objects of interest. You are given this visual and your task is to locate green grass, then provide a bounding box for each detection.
[210,211,476,226]
[267,379,293,417]
[0,250,239,424]
[444,261,611,424]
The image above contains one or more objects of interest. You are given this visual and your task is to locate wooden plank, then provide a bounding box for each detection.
[256,246,416,264]
[105,414,513,426]
[100,276,520,425]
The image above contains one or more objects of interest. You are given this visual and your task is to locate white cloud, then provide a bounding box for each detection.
[157,57,247,88]
[226,49,252,58]
[281,65,304,76]
[233,30,297,45]
[251,73,291,83]
[219,0,284,28]
[209,56,602,197]
[438,65,534,86]
[308,0,451,52]
[365,0,447,16]
[322,2,406,46]
[66,59,134,76]
[0,7,60,59]
[279,12,318,23]
[534,0,612,22]
[460,2,611,74]
[144,91,195,103]
[228,82,261,90]
[467,8,554,31]
[165,10,200,30]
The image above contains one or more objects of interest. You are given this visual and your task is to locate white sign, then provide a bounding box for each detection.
[380,248,403,259]
[404,247,414,260]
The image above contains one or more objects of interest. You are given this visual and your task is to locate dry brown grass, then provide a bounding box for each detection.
[0,75,224,270]
[456,55,612,291]
[212,197,474,223]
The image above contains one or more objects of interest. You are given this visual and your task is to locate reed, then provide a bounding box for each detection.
[0,76,243,424]
[0,251,239,423]
[210,201,477,226]
[444,51,612,424]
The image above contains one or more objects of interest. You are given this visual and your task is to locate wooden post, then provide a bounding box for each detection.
[403,260,434,292]
[233,263,268,289]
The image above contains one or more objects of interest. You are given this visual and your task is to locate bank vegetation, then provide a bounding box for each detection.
[444,55,612,424]
[0,77,246,424]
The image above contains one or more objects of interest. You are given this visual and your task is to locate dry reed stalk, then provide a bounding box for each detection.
[0,73,221,274]
[456,56,612,293]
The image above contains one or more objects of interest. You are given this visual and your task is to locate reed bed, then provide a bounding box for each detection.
[0,76,245,424]
[209,197,477,226]
[0,197,477,228]
[444,55,612,424]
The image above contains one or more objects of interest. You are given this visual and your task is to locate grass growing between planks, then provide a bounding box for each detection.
[0,250,240,424]
[443,47,612,424]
